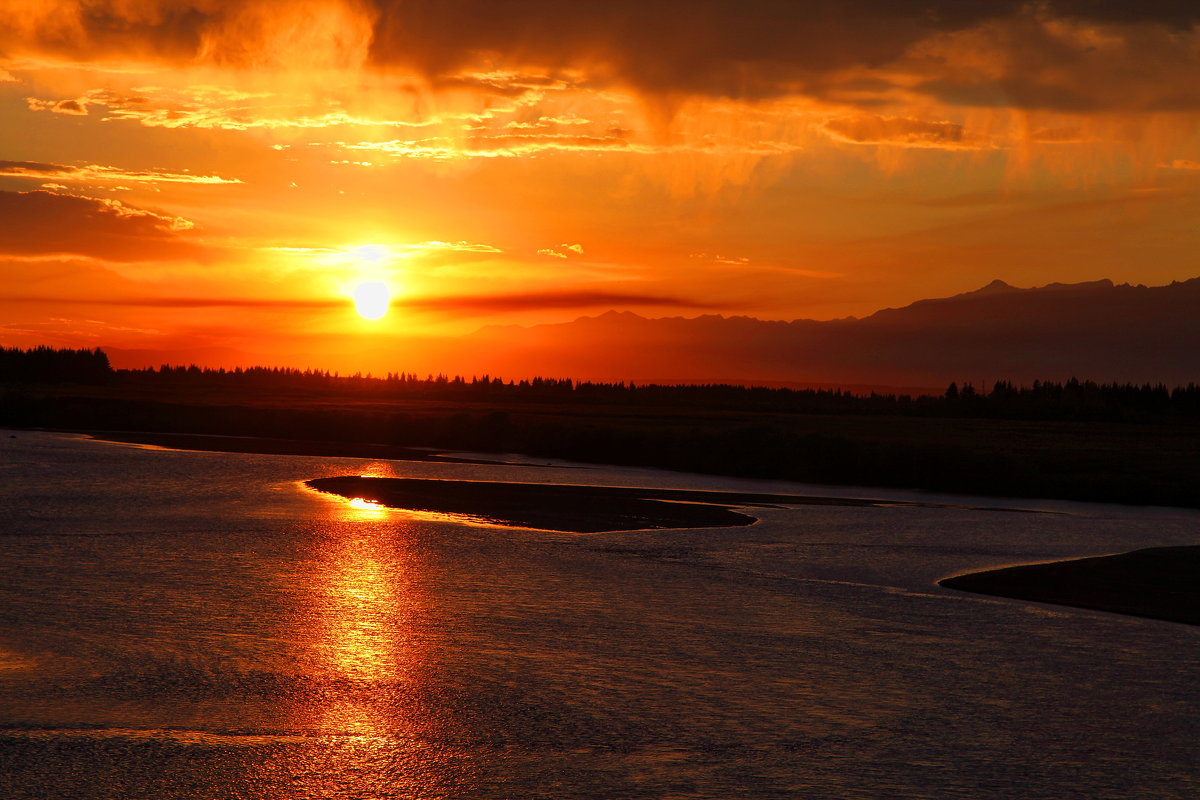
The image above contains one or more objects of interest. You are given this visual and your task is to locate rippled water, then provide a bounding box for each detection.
[1,431,1198,799]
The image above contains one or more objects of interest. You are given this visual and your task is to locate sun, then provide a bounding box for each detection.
[353,281,390,320]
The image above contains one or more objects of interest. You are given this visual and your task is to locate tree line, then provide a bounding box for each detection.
[1,345,1197,422]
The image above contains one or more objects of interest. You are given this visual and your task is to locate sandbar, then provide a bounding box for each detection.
[940,546,1200,626]
[306,476,881,532]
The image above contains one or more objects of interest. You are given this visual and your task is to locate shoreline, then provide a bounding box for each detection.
[80,430,528,466]
[940,547,1200,627]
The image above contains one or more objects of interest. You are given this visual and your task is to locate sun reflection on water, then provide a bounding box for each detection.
[314,498,420,727]
[346,496,387,520]
[281,487,466,794]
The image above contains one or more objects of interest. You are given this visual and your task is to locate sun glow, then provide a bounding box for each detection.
[353,281,390,320]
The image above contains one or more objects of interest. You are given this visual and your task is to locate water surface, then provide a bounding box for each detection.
[1,432,1197,799]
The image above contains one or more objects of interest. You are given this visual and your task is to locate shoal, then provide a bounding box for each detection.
[940,546,1200,626]
[306,475,881,533]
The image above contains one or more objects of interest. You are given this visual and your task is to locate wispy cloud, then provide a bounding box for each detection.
[538,244,585,259]
[0,160,240,185]
[25,85,475,131]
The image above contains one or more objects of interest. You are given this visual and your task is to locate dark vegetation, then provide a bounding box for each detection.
[0,346,113,385]
[3,346,1199,508]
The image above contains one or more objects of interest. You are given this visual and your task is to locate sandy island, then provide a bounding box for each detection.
[306,475,885,533]
[940,547,1200,626]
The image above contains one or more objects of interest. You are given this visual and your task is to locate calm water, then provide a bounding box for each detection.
[1,431,1197,799]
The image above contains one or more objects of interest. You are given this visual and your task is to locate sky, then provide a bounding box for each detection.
[3,1,1200,373]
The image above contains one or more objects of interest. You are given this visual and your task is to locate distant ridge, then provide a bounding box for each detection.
[459,277,1200,386]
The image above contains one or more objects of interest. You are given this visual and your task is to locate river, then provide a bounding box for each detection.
[1,431,1197,799]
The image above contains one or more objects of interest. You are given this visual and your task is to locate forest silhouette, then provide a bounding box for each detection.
[3,346,1198,508]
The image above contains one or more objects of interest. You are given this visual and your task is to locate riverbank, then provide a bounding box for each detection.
[5,383,1198,509]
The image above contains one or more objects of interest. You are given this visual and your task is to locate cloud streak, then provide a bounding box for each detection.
[0,160,241,184]
[0,289,709,314]
[401,290,711,314]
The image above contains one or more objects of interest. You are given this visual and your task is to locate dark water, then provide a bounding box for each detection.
[1,432,1197,799]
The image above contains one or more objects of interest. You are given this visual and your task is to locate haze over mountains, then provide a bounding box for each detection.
[453,277,1200,389]
[105,277,1200,389]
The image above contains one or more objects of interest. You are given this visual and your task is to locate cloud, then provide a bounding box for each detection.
[0,288,705,316]
[26,96,87,114]
[409,240,503,255]
[538,243,585,259]
[402,289,709,314]
[910,13,1200,113]
[338,131,639,160]
[7,2,1200,127]
[26,85,448,131]
[0,160,241,185]
[0,2,1132,102]
[0,190,204,262]
[823,115,991,150]
[0,295,341,309]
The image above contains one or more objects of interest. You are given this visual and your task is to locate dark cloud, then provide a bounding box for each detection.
[0,295,340,308]
[365,1,1016,98]
[403,290,710,315]
[0,160,63,175]
[1049,0,1200,28]
[6,1,1200,109]
[914,16,1200,112]
[0,289,705,315]
[0,190,203,262]
[824,115,976,148]
[0,3,1016,97]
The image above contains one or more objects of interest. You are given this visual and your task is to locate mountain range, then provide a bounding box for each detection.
[450,277,1200,389]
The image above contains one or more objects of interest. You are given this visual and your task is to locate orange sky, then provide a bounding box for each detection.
[3,1,1200,374]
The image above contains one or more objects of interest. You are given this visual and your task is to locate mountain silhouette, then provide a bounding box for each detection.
[457,278,1200,387]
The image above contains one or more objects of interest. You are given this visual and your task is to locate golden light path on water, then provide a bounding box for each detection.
[285,475,472,797]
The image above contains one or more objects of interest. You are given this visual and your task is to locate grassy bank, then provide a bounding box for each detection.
[3,383,1198,508]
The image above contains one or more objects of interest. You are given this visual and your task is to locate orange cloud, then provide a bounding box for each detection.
[0,160,240,184]
[0,190,203,261]
[823,115,991,150]
[26,96,86,114]
[2,2,1198,121]
[538,244,585,259]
